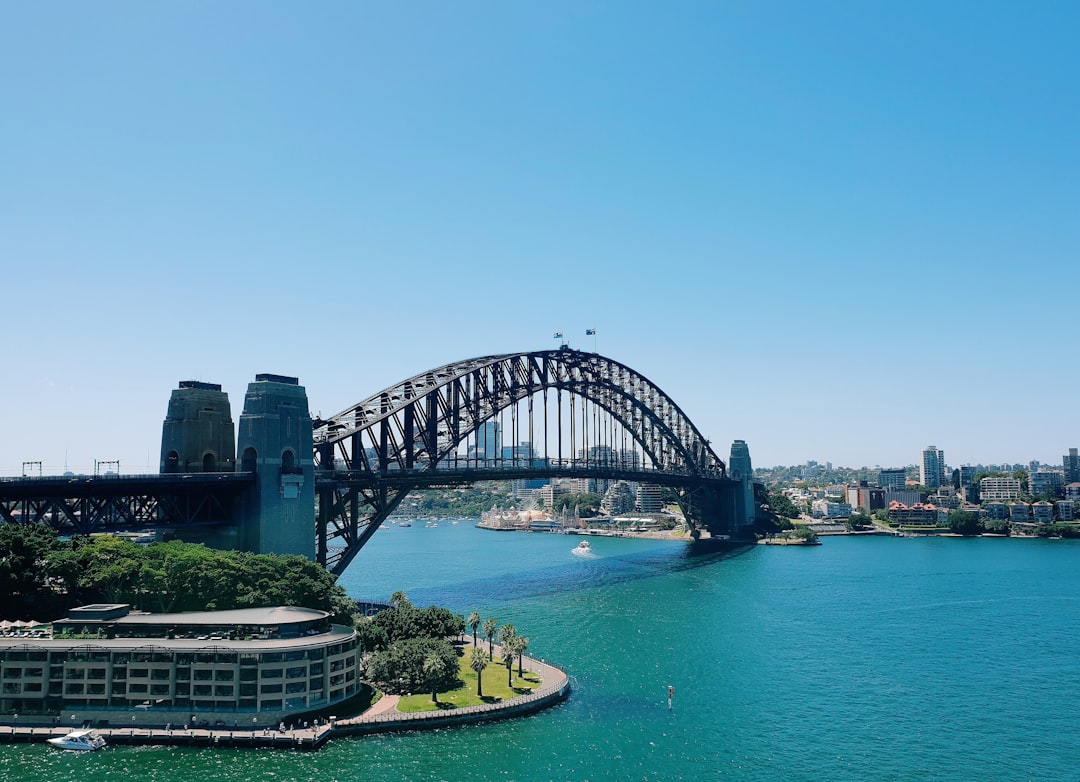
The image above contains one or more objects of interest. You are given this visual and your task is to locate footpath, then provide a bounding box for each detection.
[334,641,570,737]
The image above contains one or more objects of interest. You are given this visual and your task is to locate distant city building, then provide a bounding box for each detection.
[983,502,1008,520]
[887,501,943,527]
[980,476,1021,501]
[635,483,664,513]
[1057,500,1075,521]
[959,465,979,488]
[601,481,636,515]
[1008,502,1031,522]
[538,481,568,508]
[1030,470,1064,498]
[883,490,922,507]
[920,446,946,489]
[929,487,960,509]
[1066,483,1080,502]
[1064,448,1080,484]
[811,500,852,519]
[846,482,886,513]
[1031,501,1054,523]
[468,421,501,462]
[503,441,536,462]
[877,468,907,491]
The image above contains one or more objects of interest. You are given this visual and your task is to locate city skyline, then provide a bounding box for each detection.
[3,3,1078,472]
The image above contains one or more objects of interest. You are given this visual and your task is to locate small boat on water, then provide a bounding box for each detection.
[572,540,591,555]
[47,729,106,751]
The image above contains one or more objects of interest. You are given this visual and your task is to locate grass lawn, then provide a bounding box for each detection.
[396,652,542,713]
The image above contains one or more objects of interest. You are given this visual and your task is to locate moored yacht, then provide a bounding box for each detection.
[47,729,107,751]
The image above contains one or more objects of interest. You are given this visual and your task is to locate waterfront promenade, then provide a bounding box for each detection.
[0,646,570,752]
[334,644,570,737]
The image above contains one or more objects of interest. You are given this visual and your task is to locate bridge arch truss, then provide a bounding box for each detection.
[313,349,735,574]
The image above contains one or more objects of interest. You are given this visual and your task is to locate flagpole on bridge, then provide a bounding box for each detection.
[586,328,596,352]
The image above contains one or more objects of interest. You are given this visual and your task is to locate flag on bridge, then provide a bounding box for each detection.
[553,331,564,338]
[586,328,596,335]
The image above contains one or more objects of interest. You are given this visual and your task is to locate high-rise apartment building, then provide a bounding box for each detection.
[920,446,946,489]
[1064,448,1080,484]
[877,468,907,491]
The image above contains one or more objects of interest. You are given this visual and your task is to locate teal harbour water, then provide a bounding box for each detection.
[3,525,1080,781]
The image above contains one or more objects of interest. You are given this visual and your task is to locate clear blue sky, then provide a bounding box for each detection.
[2,2,1078,474]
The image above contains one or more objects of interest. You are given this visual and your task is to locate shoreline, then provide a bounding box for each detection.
[0,648,570,752]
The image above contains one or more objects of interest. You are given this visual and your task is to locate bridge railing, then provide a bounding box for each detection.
[317,459,725,480]
[0,472,247,484]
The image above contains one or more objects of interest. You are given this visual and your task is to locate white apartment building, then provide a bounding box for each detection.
[980,477,1021,501]
[920,446,946,489]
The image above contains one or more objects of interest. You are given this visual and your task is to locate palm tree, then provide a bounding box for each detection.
[389,590,411,610]
[502,639,516,687]
[467,611,481,648]
[497,623,516,650]
[469,647,490,698]
[423,652,451,704]
[516,636,529,677]
[483,617,497,657]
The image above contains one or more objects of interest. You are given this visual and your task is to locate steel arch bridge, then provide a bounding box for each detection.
[313,348,753,575]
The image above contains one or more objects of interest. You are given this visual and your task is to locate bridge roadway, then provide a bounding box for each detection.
[316,461,730,492]
[0,472,253,532]
[0,472,254,499]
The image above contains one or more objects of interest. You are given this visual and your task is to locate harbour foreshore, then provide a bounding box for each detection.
[0,648,570,752]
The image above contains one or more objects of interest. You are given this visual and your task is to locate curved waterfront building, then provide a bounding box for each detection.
[0,604,359,725]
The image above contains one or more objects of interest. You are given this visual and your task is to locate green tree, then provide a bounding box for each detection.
[848,511,873,529]
[498,623,516,649]
[424,651,454,703]
[469,647,490,698]
[553,493,603,518]
[502,634,526,686]
[767,490,801,519]
[0,522,64,619]
[366,637,457,695]
[515,636,530,676]
[502,641,516,686]
[467,611,481,648]
[948,509,983,536]
[952,469,961,490]
[483,617,498,657]
[1013,469,1029,493]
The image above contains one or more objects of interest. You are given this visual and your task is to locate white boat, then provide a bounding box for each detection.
[47,729,107,751]
[572,540,591,555]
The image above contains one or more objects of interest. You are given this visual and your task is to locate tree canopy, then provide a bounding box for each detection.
[0,526,356,624]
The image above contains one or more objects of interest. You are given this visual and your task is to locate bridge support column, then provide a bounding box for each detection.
[236,374,315,559]
[159,381,236,473]
[728,439,760,531]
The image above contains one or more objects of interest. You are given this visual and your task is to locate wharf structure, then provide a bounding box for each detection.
[0,604,359,727]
